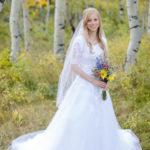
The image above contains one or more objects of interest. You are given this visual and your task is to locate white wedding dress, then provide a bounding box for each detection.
[8,35,142,150]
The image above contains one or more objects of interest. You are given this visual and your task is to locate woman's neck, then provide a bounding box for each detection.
[88,31,98,43]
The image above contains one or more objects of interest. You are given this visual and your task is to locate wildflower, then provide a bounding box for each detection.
[108,74,114,81]
[101,70,107,79]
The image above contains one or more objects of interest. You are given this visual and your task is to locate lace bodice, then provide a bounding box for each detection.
[71,35,104,77]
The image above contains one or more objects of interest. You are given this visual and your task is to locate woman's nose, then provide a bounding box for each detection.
[91,20,95,24]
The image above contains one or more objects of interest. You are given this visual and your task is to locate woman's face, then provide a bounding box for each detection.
[87,13,100,32]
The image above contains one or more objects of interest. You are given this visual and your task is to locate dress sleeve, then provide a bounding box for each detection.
[70,36,84,65]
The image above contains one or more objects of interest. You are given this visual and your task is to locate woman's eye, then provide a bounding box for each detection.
[94,19,98,21]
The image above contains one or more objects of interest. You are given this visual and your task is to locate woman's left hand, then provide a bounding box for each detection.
[104,83,109,90]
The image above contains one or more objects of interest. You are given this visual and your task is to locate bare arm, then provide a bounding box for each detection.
[71,64,107,89]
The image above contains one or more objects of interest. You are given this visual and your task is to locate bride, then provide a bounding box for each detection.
[8,7,142,150]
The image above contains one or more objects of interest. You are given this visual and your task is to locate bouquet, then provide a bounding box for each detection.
[92,55,116,100]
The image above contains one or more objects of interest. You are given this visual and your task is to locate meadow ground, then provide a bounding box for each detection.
[0,33,149,150]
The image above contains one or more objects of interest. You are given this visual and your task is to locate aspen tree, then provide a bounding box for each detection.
[10,0,22,61]
[147,0,150,38]
[107,0,110,16]
[23,0,30,51]
[91,0,94,7]
[0,0,6,12]
[45,0,50,32]
[86,0,89,8]
[54,0,66,59]
[124,0,142,72]
[119,0,124,22]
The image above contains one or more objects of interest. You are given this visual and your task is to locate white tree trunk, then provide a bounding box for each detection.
[142,8,145,33]
[78,9,82,21]
[10,0,22,61]
[147,0,150,38]
[54,0,66,59]
[91,0,94,7]
[137,0,139,13]
[86,0,89,8]
[0,0,6,12]
[40,6,44,31]
[75,7,78,27]
[119,0,124,22]
[107,0,110,16]
[124,0,142,72]
[23,1,30,51]
[45,0,50,33]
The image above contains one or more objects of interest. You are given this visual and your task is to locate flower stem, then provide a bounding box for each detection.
[102,90,106,100]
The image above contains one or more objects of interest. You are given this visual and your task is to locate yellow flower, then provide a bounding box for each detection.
[108,74,114,81]
[12,110,19,120]
[41,1,48,6]
[101,70,107,79]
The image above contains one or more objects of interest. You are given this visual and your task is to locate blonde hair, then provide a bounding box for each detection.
[83,8,107,58]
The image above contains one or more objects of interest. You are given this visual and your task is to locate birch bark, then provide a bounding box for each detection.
[124,0,142,72]
[78,9,82,21]
[119,0,124,22]
[45,0,50,33]
[142,8,145,33]
[86,0,89,8]
[10,0,22,61]
[91,0,94,7]
[147,0,150,38]
[107,0,110,16]
[0,0,6,12]
[75,8,78,27]
[40,6,44,31]
[54,0,66,59]
[23,1,30,51]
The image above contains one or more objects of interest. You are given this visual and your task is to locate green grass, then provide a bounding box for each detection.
[0,99,57,150]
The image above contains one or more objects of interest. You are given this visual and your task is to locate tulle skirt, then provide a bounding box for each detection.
[8,76,142,150]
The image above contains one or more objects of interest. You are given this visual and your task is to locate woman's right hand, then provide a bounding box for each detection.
[91,79,107,89]
[71,64,108,89]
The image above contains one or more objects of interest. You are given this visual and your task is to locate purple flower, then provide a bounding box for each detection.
[96,57,104,70]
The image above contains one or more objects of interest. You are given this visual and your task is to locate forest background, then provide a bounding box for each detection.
[0,0,150,149]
